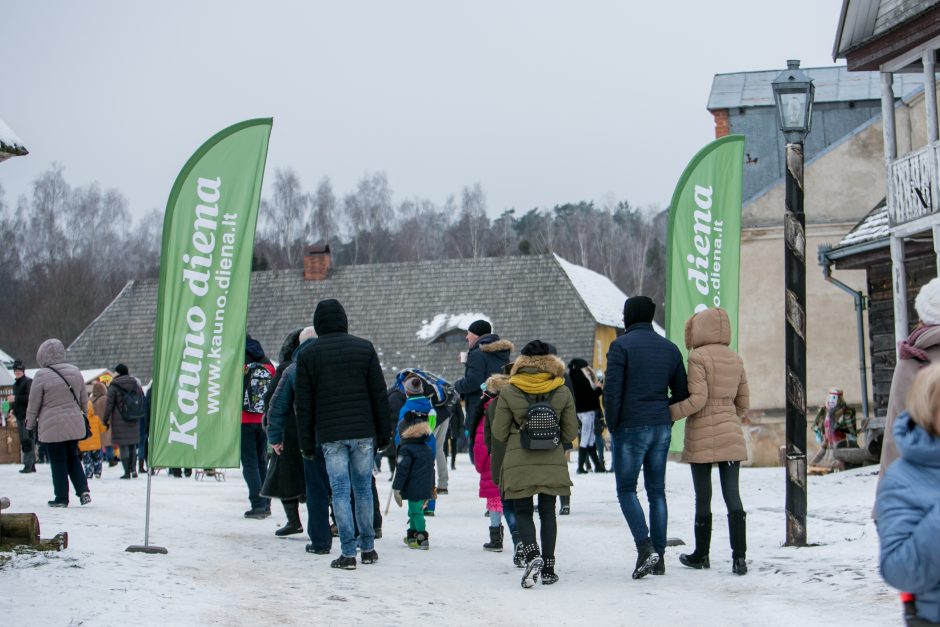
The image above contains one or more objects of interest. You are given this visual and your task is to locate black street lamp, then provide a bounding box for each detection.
[772,60,815,547]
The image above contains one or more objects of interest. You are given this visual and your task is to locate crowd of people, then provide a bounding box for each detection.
[15,284,940,620]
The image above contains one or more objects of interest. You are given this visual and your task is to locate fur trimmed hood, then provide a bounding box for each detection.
[510,354,566,378]
[480,339,514,354]
[485,373,511,393]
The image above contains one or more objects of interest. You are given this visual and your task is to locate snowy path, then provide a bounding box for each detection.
[1,459,899,626]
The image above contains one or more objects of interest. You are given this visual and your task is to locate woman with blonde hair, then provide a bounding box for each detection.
[876,363,940,625]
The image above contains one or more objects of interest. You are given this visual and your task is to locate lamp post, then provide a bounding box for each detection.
[772,59,815,547]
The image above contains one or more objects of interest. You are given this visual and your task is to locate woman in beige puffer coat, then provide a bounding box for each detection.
[669,307,749,575]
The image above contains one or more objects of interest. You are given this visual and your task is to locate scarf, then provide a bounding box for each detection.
[898,324,940,363]
[510,372,565,395]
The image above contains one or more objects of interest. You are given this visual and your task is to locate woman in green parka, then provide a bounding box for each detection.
[492,340,578,588]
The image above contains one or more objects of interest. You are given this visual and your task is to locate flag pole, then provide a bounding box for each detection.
[127,440,167,554]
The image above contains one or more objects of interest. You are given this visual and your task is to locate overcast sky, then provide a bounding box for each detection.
[1,1,844,220]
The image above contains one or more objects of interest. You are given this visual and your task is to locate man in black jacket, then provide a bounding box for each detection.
[604,296,688,580]
[9,360,35,473]
[453,320,513,445]
[294,299,390,570]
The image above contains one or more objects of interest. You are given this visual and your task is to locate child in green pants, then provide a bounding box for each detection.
[392,409,435,549]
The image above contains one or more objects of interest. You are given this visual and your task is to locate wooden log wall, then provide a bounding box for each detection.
[867,252,938,417]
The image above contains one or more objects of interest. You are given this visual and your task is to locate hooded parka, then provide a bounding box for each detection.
[104,374,143,446]
[669,308,750,464]
[25,339,88,443]
[491,354,578,499]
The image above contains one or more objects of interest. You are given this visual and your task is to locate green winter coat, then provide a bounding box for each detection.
[491,354,578,500]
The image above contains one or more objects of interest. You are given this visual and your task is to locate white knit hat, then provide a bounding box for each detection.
[915,277,940,325]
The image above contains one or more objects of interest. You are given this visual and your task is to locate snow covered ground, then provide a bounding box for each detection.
[1,458,900,626]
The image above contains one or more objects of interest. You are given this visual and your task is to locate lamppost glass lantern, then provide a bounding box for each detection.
[772,59,815,143]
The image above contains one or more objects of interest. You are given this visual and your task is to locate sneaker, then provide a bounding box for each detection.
[306,544,330,555]
[424,510,435,517]
[244,508,267,519]
[521,556,543,588]
[48,500,68,508]
[94,473,101,479]
[361,550,379,564]
[632,541,660,580]
[19,465,35,474]
[559,505,570,516]
[79,492,91,506]
[331,555,357,570]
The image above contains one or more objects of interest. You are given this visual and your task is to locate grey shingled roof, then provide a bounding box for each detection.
[838,200,889,247]
[67,254,619,384]
[707,65,923,110]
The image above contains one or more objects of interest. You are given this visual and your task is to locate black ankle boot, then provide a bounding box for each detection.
[632,539,659,579]
[275,502,304,537]
[541,557,559,585]
[576,448,588,473]
[680,514,712,569]
[729,510,747,575]
[483,525,503,551]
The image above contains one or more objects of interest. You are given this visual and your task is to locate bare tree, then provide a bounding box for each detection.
[260,168,310,268]
[311,176,337,244]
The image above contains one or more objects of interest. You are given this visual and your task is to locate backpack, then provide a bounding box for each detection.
[243,362,273,413]
[117,385,147,422]
[519,392,561,450]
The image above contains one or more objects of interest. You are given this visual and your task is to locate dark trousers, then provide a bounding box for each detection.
[303,451,332,551]
[240,423,269,510]
[513,494,558,560]
[16,417,36,467]
[690,461,743,516]
[120,444,138,476]
[47,440,89,503]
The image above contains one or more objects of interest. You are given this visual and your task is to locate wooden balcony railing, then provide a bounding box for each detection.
[888,142,937,226]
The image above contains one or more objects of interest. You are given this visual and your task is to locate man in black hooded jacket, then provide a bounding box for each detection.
[294,299,390,570]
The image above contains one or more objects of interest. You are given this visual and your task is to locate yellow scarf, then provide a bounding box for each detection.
[510,372,564,395]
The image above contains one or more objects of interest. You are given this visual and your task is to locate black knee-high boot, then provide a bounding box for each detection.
[729,510,747,575]
[276,499,304,536]
[587,445,604,472]
[679,514,712,569]
[576,448,588,473]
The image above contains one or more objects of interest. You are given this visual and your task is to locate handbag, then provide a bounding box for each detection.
[49,366,91,440]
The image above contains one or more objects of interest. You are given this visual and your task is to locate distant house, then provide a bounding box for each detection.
[821,0,940,426]
[0,118,28,163]
[67,250,641,384]
[706,65,924,415]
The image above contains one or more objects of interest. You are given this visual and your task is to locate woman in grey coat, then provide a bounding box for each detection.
[25,339,91,507]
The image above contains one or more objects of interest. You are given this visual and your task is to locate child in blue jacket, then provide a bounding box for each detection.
[393,412,435,549]
[875,364,940,625]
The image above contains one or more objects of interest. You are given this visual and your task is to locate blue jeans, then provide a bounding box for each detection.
[322,438,375,557]
[612,424,671,555]
[241,423,269,511]
[303,449,332,551]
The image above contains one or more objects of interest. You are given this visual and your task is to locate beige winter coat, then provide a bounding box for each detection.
[25,339,89,443]
[669,308,749,464]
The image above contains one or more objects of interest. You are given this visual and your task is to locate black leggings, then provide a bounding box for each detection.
[513,494,557,560]
[690,461,743,517]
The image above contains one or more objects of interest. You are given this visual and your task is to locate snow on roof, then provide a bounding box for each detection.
[416,313,491,342]
[0,118,25,152]
[553,254,665,335]
[838,202,888,247]
[0,347,16,369]
[23,367,111,385]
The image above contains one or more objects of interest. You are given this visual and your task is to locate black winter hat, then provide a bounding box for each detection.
[521,340,556,357]
[623,296,656,328]
[568,358,589,370]
[113,363,129,376]
[11,360,24,371]
[245,335,265,361]
[468,319,492,336]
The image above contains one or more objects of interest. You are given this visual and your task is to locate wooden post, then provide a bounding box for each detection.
[0,513,40,542]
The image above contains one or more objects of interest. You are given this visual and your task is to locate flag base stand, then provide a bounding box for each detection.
[126,544,168,554]
[126,461,167,555]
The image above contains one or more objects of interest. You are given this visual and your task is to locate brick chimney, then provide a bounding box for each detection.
[712,109,730,138]
[304,243,331,281]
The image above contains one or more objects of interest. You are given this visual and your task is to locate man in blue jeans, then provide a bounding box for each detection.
[604,296,688,579]
[295,299,390,570]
